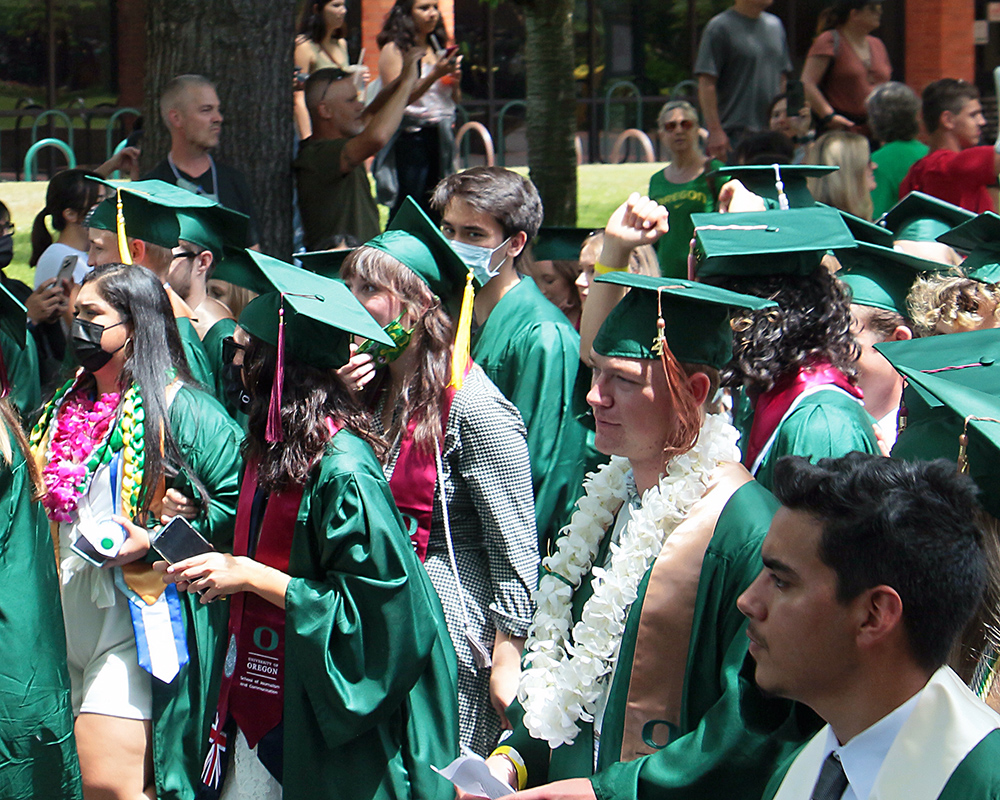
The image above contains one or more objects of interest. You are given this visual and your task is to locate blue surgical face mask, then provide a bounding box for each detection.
[449,237,511,287]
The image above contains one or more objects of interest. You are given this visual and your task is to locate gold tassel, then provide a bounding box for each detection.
[116,192,132,265]
[449,271,475,390]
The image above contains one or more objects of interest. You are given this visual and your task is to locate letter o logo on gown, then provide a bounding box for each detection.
[253,626,279,651]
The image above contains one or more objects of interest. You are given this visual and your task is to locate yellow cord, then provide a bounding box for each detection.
[449,271,475,390]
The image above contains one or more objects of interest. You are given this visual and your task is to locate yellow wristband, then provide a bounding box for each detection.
[593,259,628,275]
[491,745,527,791]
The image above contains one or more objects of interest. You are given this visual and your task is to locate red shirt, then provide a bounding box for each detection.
[899,146,997,213]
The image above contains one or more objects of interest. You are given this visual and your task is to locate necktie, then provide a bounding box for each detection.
[811,752,849,800]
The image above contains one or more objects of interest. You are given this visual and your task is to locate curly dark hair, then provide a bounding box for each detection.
[707,266,858,395]
[376,0,448,51]
[241,336,386,493]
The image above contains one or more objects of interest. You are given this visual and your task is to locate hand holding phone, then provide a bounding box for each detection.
[56,255,77,290]
[150,516,215,564]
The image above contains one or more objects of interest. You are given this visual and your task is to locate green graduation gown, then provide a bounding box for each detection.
[471,277,587,549]
[149,387,243,800]
[0,424,82,799]
[277,430,459,799]
[2,330,41,420]
[200,318,237,416]
[176,317,215,392]
[751,389,880,491]
[763,667,1000,800]
[503,463,817,800]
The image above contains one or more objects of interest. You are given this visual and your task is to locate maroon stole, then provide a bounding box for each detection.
[743,360,862,469]
[387,362,470,561]
[203,423,342,789]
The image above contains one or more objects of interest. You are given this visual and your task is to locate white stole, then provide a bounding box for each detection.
[772,667,1000,800]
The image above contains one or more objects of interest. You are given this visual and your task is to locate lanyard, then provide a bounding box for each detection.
[167,152,219,202]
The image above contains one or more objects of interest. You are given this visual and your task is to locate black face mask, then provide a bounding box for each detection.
[221,362,252,414]
[0,235,12,271]
[70,318,127,373]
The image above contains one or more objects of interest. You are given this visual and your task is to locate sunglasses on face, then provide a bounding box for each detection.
[222,336,246,365]
[661,119,694,132]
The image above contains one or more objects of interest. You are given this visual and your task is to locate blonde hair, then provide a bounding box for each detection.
[657,100,699,128]
[807,131,873,220]
[908,274,1000,337]
[581,231,660,277]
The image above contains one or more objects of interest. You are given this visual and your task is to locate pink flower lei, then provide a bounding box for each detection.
[40,389,122,522]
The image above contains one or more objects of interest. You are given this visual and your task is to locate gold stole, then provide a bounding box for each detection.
[618,460,753,761]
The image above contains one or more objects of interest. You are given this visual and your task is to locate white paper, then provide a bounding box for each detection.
[432,756,513,800]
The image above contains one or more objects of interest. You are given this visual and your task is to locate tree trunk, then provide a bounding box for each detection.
[141,0,296,256]
[523,0,577,226]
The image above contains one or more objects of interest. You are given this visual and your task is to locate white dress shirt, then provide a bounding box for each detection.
[817,692,921,800]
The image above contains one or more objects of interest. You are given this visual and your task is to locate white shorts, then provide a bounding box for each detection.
[62,569,152,720]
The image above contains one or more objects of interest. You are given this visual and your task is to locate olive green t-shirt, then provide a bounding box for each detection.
[294,137,381,249]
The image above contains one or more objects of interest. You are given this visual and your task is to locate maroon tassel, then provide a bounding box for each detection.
[266,302,285,442]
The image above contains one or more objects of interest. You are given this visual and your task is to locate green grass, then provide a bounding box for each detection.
[570,162,666,228]
[1,162,668,284]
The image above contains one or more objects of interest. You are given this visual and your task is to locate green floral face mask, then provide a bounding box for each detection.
[355,313,414,366]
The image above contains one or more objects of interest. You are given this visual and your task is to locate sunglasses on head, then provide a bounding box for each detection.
[661,119,694,132]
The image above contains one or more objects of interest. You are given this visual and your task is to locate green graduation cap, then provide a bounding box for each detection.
[877,191,975,243]
[875,328,1000,412]
[691,206,856,278]
[87,179,220,250]
[0,282,27,348]
[239,283,391,372]
[592,272,777,368]
[177,205,250,262]
[827,205,894,248]
[875,328,1000,449]
[837,242,954,317]
[886,363,1000,519]
[239,280,392,442]
[707,164,837,209]
[211,247,348,305]
[533,227,594,261]
[936,211,1000,284]
[363,196,470,307]
[213,248,393,358]
[298,249,355,280]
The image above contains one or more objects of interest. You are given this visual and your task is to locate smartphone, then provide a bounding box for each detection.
[786,80,806,114]
[443,45,459,58]
[150,516,215,564]
[56,255,77,287]
[71,520,127,567]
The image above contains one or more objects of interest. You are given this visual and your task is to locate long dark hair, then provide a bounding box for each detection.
[79,263,199,517]
[297,0,348,44]
[30,168,102,267]
[376,0,448,51]
[707,266,858,396]
[241,337,386,492]
[341,246,453,454]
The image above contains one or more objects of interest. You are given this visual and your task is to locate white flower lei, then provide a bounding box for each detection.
[517,412,741,748]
